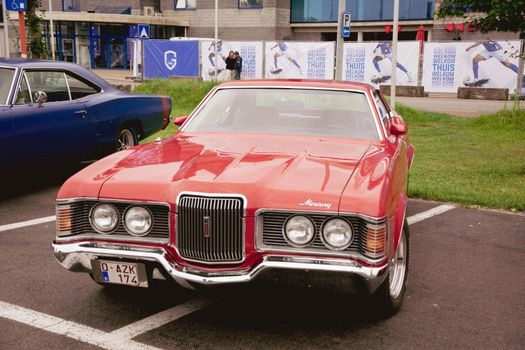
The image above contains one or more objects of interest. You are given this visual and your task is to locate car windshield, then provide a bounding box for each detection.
[0,68,15,106]
[184,88,379,140]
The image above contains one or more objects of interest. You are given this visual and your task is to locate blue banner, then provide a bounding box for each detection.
[144,40,199,79]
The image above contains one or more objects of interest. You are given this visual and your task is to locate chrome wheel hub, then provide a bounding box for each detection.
[118,129,134,150]
[388,229,407,299]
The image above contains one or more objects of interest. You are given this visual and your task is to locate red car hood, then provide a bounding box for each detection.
[96,133,372,215]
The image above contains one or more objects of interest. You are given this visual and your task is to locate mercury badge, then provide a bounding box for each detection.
[203,216,211,238]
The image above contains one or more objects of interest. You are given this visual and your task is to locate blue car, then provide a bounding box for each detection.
[0,59,171,166]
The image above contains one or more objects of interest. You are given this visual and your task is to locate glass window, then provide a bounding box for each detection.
[185,88,379,140]
[66,74,100,100]
[175,0,196,9]
[15,75,32,105]
[354,0,381,21]
[0,68,15,105]
[290,0,435,22]
[374,92,391,132]
[239,0,263,9]
[62,0,80,12]
[25,71,70,103]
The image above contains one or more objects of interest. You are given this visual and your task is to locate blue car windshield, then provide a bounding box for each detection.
[0,68,15,105]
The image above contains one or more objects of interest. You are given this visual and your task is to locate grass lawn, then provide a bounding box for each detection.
[134,79,525,211]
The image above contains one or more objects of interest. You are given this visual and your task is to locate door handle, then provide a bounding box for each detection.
[75,110,88,118]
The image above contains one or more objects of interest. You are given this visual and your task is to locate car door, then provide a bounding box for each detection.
[10,69,92,163]
[374,90,409,235]
[0,67,16,164]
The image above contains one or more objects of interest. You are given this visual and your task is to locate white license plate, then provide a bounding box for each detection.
[92,260,148,287]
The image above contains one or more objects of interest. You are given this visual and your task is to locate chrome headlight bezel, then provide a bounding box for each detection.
[321,217,354,250]
[123,205,153,237]
[283,215,316,247]
[90,203,119,234]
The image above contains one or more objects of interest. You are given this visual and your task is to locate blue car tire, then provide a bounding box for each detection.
[117,126,138,151]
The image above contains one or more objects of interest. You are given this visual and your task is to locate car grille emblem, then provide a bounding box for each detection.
[203,216,211,238]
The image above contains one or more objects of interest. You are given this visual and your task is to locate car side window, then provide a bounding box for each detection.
[25,71,71,103]
[15,74,32,105]
[66,73,100,100]
[374,92,391,134]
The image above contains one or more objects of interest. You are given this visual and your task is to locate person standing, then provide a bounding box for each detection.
[224,50,236,80]
[234,51,243,80]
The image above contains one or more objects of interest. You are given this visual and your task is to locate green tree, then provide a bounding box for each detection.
[26,0,47,58]
[436,0,525,39]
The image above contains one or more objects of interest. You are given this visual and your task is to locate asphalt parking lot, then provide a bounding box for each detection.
[0,168,524,350]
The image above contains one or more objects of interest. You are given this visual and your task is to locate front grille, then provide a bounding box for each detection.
[260,211,385,258]
[177,194,244,264]
[56,200,170,241]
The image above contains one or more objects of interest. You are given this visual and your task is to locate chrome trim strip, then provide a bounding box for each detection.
[63,72,72,101]
[180,85,384,141]
[51,241,388,289]
[57,197,171,208]
[254,208,387,223]
[175,191,247,265]
[54,234,169,245]
[175,191,247,216]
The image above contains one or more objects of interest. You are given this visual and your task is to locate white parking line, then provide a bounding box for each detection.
[0,301,162,350]
[0,215,56,232]
[407,204,455,225]
[110,298,211,340]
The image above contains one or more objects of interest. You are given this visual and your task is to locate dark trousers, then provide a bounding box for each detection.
[234,69,241,80]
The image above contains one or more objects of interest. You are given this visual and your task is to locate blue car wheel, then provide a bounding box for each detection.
[117,126,138,151]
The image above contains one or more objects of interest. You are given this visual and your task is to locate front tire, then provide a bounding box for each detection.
[370,219,410,318]
[116,126,138,151]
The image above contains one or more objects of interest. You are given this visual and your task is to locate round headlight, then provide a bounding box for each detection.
[124,206,152,236]
[91,204,118,233]
[284,215,315,247]
[322,218,353,250]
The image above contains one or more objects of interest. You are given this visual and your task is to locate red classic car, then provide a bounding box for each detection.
[52,80,414,316]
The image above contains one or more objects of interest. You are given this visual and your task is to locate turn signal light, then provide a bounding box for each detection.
[56,205,72,236]
[365,223,387,258]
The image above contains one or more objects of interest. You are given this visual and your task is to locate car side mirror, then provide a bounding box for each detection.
[34,91,48,107]
[174,116,188,127]
[390,122,408,136]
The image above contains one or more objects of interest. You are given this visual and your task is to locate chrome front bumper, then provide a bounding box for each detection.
[51,241,389,293]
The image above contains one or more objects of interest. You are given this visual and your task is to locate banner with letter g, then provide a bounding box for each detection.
[144,40,199,79]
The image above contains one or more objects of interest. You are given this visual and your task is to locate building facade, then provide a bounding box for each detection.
[0,0,520,69]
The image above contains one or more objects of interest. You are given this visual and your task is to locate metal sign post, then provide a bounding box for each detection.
[335,0,346,80]
[2,0,9,56]
[515,39,524,101]
[214,0,218,80]
[390,0,400,109]
[137,24,149,82]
